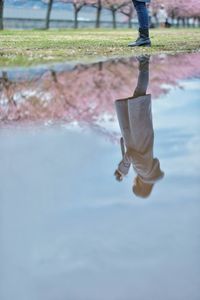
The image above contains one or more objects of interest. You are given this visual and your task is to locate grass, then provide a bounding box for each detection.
[0,28,200,67]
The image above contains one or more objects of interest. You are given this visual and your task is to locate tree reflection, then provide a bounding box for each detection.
[0,53,200,128]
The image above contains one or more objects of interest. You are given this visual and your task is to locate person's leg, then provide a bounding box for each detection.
[128,0,151,47]
[132,0,149,29]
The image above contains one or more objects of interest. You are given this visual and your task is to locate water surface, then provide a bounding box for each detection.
[0,53,200,300]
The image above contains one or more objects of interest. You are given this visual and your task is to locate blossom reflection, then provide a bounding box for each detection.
[114,56,164,198]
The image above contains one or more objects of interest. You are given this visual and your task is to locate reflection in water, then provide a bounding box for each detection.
[0,55,200,300]
[1,53,200,128]
[114,56,164,198]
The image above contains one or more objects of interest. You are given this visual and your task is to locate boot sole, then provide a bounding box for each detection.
[128,43,151,47]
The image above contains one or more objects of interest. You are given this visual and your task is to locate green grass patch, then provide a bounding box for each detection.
[0,28,200,67]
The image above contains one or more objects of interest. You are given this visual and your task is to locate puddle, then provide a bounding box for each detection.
[0,53,200,300]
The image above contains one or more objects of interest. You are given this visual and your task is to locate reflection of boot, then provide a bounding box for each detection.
[137,55,150,72]
[137,55,150,63]
[128,28,151,47]
[133,56,150,98]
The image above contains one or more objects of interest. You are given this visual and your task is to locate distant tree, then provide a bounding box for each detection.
[152,0,200,26]
[61,0,91,28]
[96,0,102,28]
[119,1,134,28]
[91,0,133,29]
[45,0,54,29]
[103,0,131,29]
[91,0,103,28]
[0,0,4,30]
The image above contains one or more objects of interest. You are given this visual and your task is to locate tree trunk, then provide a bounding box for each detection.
[128,17,132,28]
[74,8,78,29]
[0,0,4,30]
[98,61,103,71]
[170,16,173,26]
[192,18,195,28]
[176,17,180,28]
[45,0,53,29]
[96,4,102,28]
[2,71,16,106]
[112,10,117,29]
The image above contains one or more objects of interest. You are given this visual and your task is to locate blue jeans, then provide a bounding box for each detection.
[132,1,149,30]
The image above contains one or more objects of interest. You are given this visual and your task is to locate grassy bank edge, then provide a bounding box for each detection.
[0,28,200,67]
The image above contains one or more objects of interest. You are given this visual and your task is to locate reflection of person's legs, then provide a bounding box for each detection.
[128,1,151,47]
[133,56,150,98]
